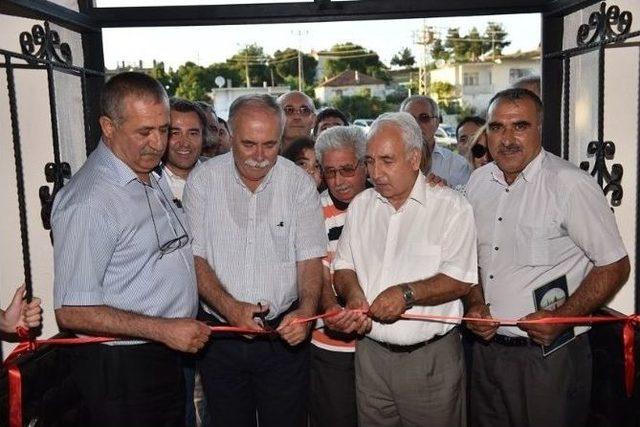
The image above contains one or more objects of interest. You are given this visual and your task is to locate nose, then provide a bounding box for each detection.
[149,129,166,152]
[367,162,381,182]
[255,144,265,161]
[335,172,345,186]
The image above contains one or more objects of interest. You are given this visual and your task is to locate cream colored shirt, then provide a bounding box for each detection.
[466,150,627,337]
[333,173,478,345]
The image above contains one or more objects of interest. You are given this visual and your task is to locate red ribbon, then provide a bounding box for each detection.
[3,312,638,426]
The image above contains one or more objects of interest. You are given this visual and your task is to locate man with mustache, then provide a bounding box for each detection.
[464,88,629,427]
[183,94,327,427]
[277,90,317,150]
[332,112,477,427]
[52,72,210,426]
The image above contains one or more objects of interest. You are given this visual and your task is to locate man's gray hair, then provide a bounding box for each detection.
[399,95,439,119]
[276,90,317,113]
[228,94,285,138]
[368,112,424,155]
[101,72,169,125]
[315,126,366,166]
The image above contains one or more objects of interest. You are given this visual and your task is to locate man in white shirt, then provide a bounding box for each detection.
[332,112,478,427]
[163,98,208,204]
[465,88,629,427]
[400,95,472,187]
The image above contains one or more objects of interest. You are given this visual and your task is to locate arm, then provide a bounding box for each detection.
[55,305,210,353]
[368,274,472,322]
[519,257,630,345]
[194,256,265,332]
[0,284,42,335]
[278,257,323,345]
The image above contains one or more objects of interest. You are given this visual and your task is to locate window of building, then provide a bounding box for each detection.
[509,68,533,83]
[463,72,479,86]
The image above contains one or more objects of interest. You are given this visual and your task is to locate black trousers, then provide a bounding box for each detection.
[309,345,357,427]
[470,333,592,427]
[65,343,185,427]
[198,310,310,427]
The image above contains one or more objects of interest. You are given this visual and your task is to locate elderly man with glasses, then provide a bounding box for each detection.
[400,95,472,187]
[51,72,211,427]
[277,90,317,150]
[183,94,327,427]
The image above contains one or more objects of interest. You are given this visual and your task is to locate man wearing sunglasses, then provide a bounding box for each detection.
[277,90,317,150]
[51,72,211,426]
[464,88,629,427]
[400,95,472,188]
[183,94,327,427]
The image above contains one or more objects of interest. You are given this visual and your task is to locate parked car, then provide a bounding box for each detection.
[352,119,374,133]
[439,123,456,139]
[435,126,457,148]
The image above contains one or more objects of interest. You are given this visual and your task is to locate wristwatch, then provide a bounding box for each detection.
[400,284,416,309]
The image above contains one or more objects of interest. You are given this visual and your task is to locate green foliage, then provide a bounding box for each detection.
[272,48,318,86]
[429,81,458,114]
[331,94,394,122]
[390,47,415,69]
[437,23,511,63]
[149,62,179,96]
[483,22,511,58]
[227,44,270,87]
[320,42,390,83]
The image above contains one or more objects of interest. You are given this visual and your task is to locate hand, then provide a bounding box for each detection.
[518,310,568,346]
[225,300,269,335]
[277,309,312,346]
[465,303,498,341]
[158,318,211,353]
[345,297,372,335]
[323,304,364,334]
[426,172,448,187]
[369,285,406,323]
[1,284,42,333]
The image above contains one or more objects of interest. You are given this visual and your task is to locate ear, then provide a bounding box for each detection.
[99,116,115,140]
[409,147,421,171]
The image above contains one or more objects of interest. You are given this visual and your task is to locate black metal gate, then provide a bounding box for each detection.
[0,20,103,307]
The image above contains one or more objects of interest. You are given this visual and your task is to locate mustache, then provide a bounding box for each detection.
[244,158,271,169]
[334,184,351,192]
[498,144,521,154]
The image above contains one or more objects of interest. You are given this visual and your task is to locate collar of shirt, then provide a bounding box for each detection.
[230,154,278,194]
[432,143,446,159]
[490,148,546,187]
[374,173,427,211]
[96,139,141,187]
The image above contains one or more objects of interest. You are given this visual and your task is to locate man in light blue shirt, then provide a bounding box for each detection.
[52,72,210,427]
[400,95,472,187]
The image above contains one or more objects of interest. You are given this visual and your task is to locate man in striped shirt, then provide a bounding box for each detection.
[52,72,211,426]
[310,126,369,427]
[183,94,327,427]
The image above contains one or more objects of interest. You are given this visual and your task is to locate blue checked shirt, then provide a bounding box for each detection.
[52,141,198,323]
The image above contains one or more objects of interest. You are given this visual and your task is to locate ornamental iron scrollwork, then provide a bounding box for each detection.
[19,21,72,66]
[579,140,623,207]
[576,2,633,47]
[39,162,71,230]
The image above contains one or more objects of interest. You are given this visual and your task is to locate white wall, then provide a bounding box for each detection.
[0,14,87,358]
[563,0,639,314]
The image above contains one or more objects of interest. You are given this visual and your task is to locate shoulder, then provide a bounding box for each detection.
[466,162,494,195]
[188,152,231,184]
[540,151,595,193]
[426,181,473,214]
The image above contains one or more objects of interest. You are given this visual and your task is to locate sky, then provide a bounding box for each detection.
[100,6,541,71]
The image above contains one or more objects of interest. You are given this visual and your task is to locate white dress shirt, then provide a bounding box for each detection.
[466,150,627,337]
[333,173,478,345]
[431,144,472,188]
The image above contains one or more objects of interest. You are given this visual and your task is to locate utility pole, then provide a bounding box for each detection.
[413,22,434,95]
[244,49,250,88]
[297,49,304,91]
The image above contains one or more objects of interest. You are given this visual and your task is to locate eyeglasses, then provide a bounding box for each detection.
[471,144,489,159]
[322,161,361,179]
[143,177,190,258]
[414,113,438,124]
[283,106,313,117]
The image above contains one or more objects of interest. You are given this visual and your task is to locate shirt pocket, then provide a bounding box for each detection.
[515,225,553,266]
[269,218,293,262]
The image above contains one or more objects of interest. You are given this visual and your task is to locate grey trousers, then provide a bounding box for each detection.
[470,333,592,427]
[355,330,466,427]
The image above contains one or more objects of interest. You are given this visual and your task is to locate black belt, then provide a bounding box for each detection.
[373,327,456,353]
[493,334,533,347]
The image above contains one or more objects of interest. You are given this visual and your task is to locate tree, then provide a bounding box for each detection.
[271,48,318,86]
[390,47,415,69]
[205,63,242,89]
[320,42,390,83]
[174,62,212,101]
[332,94,394,121]
[431,38,449,62]
[465,27,484,61]
[149,62,179,96]
[483,22,511,58]
[227,44,270,87]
